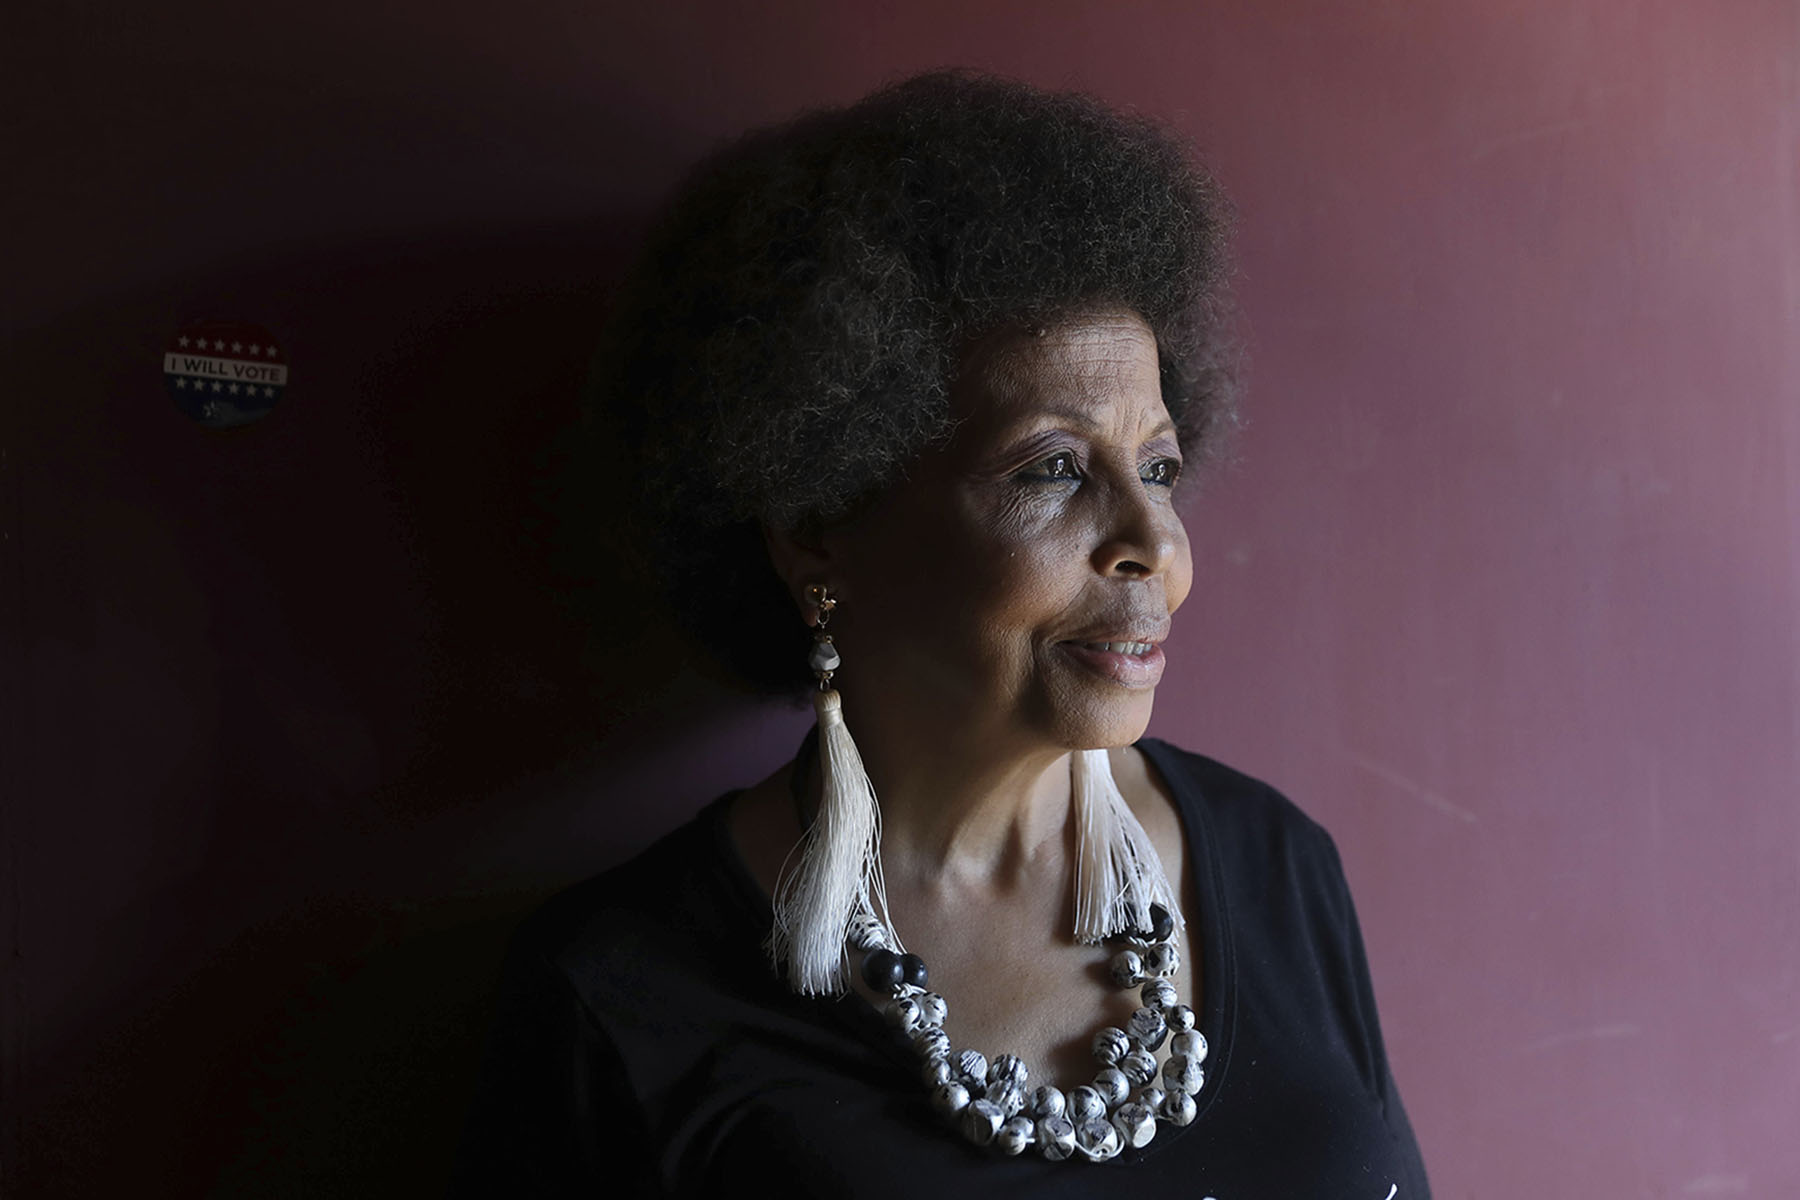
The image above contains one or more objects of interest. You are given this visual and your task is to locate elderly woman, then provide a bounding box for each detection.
[456,72,1429,1197]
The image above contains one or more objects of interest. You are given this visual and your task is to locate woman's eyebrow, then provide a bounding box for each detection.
[994,403,1177,444]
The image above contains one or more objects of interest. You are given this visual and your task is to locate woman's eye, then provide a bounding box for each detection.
[1141,457,1182,487]
[1020,450,1081,481]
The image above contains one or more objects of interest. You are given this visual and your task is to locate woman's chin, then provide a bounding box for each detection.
[1035,686,1158,752]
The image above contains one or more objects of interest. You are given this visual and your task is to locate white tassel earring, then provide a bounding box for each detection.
[767,584,905,995]
[1070,748,1184,944]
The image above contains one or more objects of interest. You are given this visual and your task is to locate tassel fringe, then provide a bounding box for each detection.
[767,689,904,995]
[1071,748,1184,944]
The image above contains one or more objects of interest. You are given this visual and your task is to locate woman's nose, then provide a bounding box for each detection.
[1091,485,1181,579]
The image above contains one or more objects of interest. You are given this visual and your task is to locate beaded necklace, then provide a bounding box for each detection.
[792,745,1209,1162]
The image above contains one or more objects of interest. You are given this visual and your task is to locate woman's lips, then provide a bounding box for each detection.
[1076,640,1157,656]
[1057,639,1167,687]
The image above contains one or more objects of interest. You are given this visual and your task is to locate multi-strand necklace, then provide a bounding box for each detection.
[846,901,1207,1161]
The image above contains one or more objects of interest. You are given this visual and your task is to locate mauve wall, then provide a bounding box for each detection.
[5,2,1795,1196]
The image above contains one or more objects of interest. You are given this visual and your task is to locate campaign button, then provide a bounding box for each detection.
[164,320,287,428]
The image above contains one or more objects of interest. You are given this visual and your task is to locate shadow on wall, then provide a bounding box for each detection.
[25,891,541,1198]
[10,221,774,1197]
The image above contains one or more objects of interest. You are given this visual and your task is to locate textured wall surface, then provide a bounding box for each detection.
[6,2,1796,1195]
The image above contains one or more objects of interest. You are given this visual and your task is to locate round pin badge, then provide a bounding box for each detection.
[163,321,287,428]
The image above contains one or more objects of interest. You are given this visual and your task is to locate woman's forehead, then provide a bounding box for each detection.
[952,309,1167,431]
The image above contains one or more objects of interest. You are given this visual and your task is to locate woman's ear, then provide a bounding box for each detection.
[761,520,837,626]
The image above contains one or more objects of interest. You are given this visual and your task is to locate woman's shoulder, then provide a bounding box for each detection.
[508,794,764,982]
[1136,737,1352,905]
[1139,738,1333,841]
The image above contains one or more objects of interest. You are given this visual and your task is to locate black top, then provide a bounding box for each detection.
[452,741,1430,1199]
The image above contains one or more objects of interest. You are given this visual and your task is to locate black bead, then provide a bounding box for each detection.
[1148,904,1175,943]
[899,953,929,989]
[861,947,904,990]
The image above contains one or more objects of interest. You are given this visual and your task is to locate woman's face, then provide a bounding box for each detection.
[823,308,1193,756]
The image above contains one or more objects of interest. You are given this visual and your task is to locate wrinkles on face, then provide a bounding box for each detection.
[826,308,1192,768]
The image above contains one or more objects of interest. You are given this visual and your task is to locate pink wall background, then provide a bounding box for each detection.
[6,2,1796,1195]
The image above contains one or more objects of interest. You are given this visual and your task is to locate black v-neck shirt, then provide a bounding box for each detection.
[452,741,1430,1198]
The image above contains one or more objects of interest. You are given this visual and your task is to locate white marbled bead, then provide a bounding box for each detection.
[932,1080,971,1117]
[1028,1085,1066,1120]
[987,1081,1026,1119]
[1091,1026,1130,1066]
[1139,1085,1167,1116]
[1066,1085,1106,1125]
[1159,1088,1197,1127]
[961,1099,1004,1146]
[1144,941,1181,979]
[1022,1086,1058,1129]
[1075,1116,1122,1161]
[1109,949,1146,988]
[1126,1006,1168,1051]
[1165,1003,1197,1034]
[1119,1048,1157,1088]
[920,1057,952,1087]
[1036,1114,1077,1161]
[918,992,948,1028]
[1112,1100,1157,1149]
[1163,1053,1205,1095]
[988,1053,1028,1092]
[995,1115,1034,1156]
[955,1050,988,1085]
[913,1027,950,1060]
[846,912,890,951]
[1140,978,1178,1011]
[886,997,924,1034]
[1171,1029,1208,1063]
[1093,1066,1130,1109]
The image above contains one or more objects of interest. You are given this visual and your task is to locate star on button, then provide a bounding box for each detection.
[176,377,188,388]
[248,344,261,355]
[262,386,275,397]
[178,336,190,347]
[228,383,240,394]
[211,381,222,392]
[231,342,243,352]
[213,339,226,351]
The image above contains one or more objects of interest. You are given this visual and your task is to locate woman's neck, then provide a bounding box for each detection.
[831,697,1078,893]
